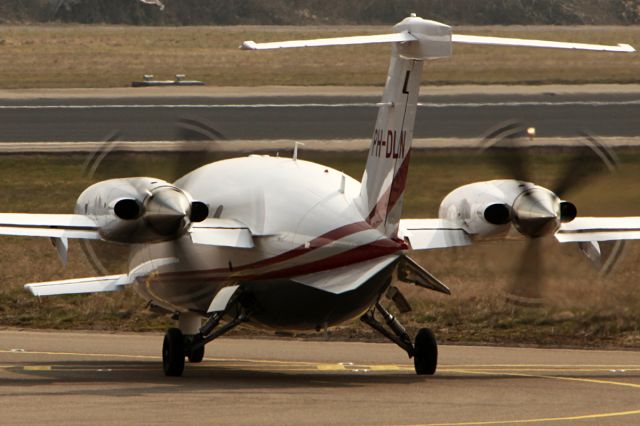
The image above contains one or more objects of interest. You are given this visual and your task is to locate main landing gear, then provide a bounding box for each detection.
[162,310,248,377]
[361,302,437,375]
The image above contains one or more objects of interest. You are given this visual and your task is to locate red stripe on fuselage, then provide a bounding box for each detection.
[386,149,412,215]
[366,149,412,229]
[148,237,404,284]
[255,237,403,280]
[154,220,373,281]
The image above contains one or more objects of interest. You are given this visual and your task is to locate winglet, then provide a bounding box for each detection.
[50,237,69,266]
[618,43,636,53]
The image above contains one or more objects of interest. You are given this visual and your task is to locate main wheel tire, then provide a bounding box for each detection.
[163,328,185,377]
[414,327,438,375]
[188,345,205,363]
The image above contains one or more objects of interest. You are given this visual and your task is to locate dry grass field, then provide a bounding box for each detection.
[0,149,638,347]
[0,25,638,88]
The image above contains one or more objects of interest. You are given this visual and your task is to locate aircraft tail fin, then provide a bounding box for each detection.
[356,18,452,237]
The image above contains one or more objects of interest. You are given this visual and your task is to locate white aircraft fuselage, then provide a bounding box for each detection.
[131,155,405,330]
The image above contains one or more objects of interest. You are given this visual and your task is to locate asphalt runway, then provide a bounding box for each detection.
[1,330,640,425]
[0,92,639,142]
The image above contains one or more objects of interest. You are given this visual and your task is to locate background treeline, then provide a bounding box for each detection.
[1,0,640,25]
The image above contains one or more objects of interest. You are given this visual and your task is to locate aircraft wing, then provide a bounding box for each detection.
[399,219,471,250]
[555,217,640,243]
[0,213,99,240]
[0,214,254,247]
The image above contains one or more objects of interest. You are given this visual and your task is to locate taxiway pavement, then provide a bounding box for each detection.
[0,91,639,142]
[1,329,639,425]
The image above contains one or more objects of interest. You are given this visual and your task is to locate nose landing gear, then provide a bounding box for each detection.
[162,310,248,377]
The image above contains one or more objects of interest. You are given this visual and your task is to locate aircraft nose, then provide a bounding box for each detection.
[512,188,561,238]
[144,187,191,236]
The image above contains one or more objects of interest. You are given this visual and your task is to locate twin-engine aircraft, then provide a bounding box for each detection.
[1,15,639,376]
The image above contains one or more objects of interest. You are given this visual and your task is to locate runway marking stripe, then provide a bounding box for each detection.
[369,365,407,371]
[316,364,347,371]
[0,100,639,109]
[23,366,51,371]
[0,349,159,360]
[442,368,640,373]
[0,350,412,371]
[442,364,640,368]
[456,368,640,388]
[540,375,640,390]
[418,100,640,108]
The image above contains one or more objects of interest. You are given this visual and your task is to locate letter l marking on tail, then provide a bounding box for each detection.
[402,71,410,94]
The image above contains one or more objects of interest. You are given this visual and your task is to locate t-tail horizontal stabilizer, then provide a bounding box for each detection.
[241,32,417,50]
[241,15,635,55]
[452,34,635,53]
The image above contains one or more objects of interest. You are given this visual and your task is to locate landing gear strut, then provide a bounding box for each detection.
[361,302,437,375]
[162,310,248,377]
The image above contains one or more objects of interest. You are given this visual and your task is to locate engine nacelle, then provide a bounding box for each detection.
[439,179,574,240]
[75,177,209,244]
[439,181,515,239]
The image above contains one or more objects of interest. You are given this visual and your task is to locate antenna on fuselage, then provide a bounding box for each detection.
[293,141,305,161]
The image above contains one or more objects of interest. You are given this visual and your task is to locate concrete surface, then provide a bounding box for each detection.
[1,329,639,425]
